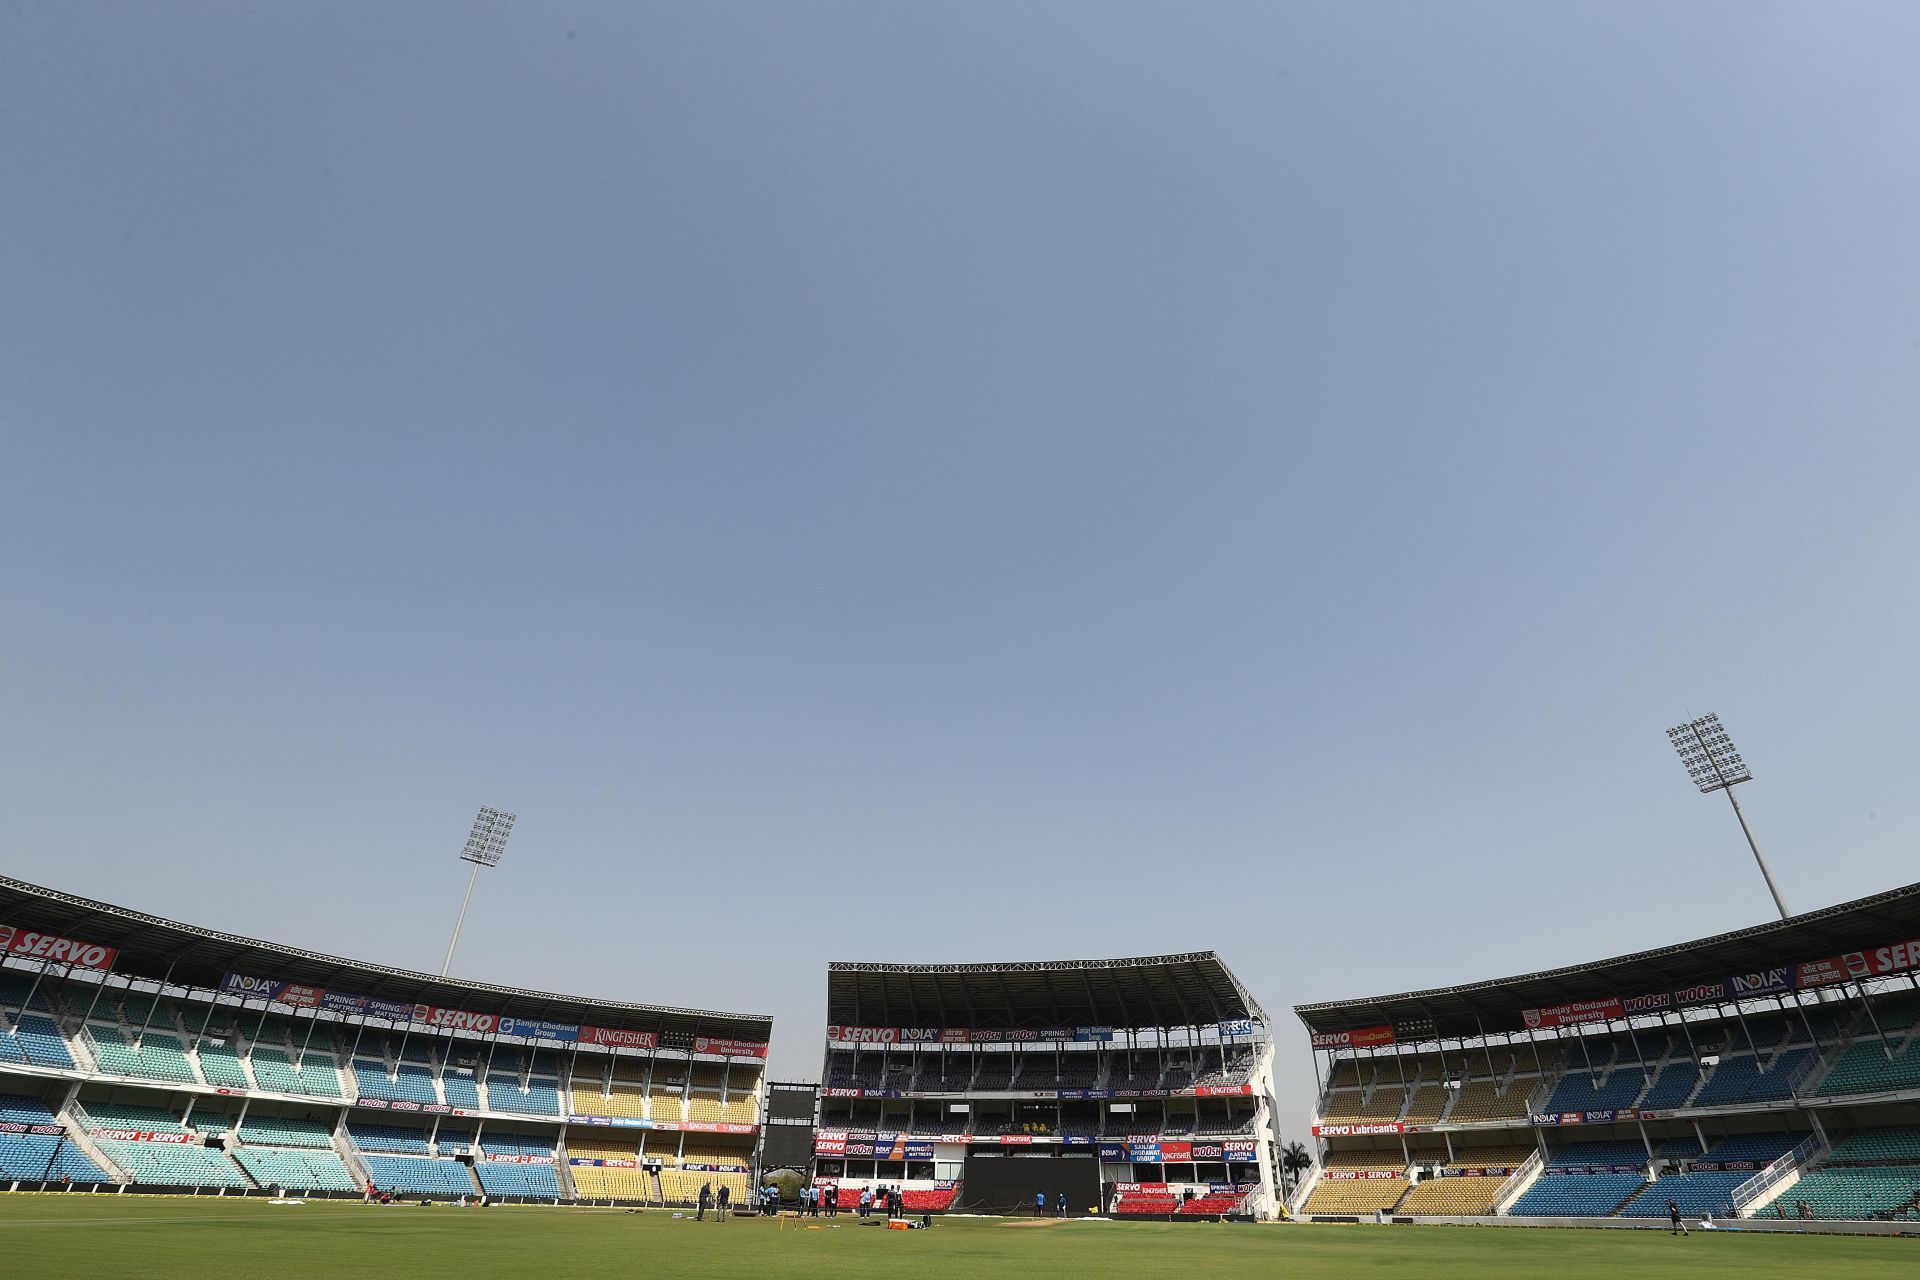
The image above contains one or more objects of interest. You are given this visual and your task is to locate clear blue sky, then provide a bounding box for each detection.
[4,3,1918,1134]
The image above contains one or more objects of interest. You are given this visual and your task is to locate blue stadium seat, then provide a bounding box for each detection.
[1618,1171,1749,1217]
[1508,1173,1647,1217]
[474,1161,560,1197]
[1691,1051,1815,1107]
[348,1123,433,1155]
[359,1154,474,1197]
[1541,1068,1645,1114]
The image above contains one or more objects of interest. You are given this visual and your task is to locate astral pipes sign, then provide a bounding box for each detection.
[0,927,116,971]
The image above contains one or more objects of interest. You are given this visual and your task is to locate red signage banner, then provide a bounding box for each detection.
[0,926,117,971]
[579,1026,659,1050]
[1521,998,1623,1030]
[1309,1025,1395,1049]
[1796,956,1851,988]
[1193,1084,1253,1097]
[1159,1141,1193,1162]
[692,1036,769,1059]
[1847,939,1920,981]
[412,1005,500,1034]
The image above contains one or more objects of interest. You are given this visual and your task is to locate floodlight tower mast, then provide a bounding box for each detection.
[442,806,515,976]
[1666,713,1788,919]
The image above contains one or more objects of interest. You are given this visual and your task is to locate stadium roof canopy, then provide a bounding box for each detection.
[1296,878,1920,1044]
[0,875,770,1044]
[826,952,1267,1030]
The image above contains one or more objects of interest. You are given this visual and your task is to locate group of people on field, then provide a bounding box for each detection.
[787,1182,908,1219]
[694,1181,732,1221]
[1034,1190,1069,1218]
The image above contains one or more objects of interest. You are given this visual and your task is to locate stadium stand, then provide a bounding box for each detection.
[475,1160,562,1198]
[1539,1066,1646,1115]
[195,1039,251,1090]
[0,1094,110,1186]
[186,1111,231,1137]
[237,1115,335,1148]
[0,1134,109,1185]
[0,875,771,1212]
[818,954,1279,1217]
[440,1069,482,1111]
[1397,1174,1509,1215]
[659,1167,751,1206]
[1697,1131,1803,1164]
[1636,1060,1702,1110]
[1294,877,1920,1225]
[97,1139,249,1189]
[1508,1173,1648,1217]
[1779,1168,1920,1220]
[359,1154,475,1198]
[81,1101,192,1134]
[1400,1085,1448,1124]
[347,1123,433,1155]
[1442,1078,1530,1122]
[1813,1038,1920,1097]
[249,1047,344,1098]
[1618,1171,1750,1218]
[1301,1170,1408,1215]
[233,1147,359,1194]
[86,1027,198,1084]
[352,1060,439,1106]
[485,1074,561,1117]
[570,1079,650,1120]
[2,1016,77,1069]
[1690,1049,1816,1107]
[566,1140,654,1201]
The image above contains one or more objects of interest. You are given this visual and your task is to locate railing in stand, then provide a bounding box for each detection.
[1730,1130,1823,1215]
[1490,1148,1544,1216]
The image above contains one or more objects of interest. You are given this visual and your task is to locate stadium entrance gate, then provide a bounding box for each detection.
[956,1152,1100,1216]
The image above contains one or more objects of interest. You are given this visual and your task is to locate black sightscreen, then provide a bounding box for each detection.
[956,1153,1100,1215]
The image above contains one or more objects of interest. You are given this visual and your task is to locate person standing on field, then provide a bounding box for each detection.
[697,1182,712,1221]
[1668,1199,1687,1237]
[717,1182,731,1221]
[1034,1189,1046,1218]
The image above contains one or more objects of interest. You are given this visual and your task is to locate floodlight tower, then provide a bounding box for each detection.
[442,806,515,976]
[1666,713,1788,919]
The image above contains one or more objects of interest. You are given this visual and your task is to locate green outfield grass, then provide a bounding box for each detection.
[0,1195,1914,1279]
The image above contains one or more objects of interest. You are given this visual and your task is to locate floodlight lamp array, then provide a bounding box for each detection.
[1666,713,1752,794]
[460,806,516,867]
